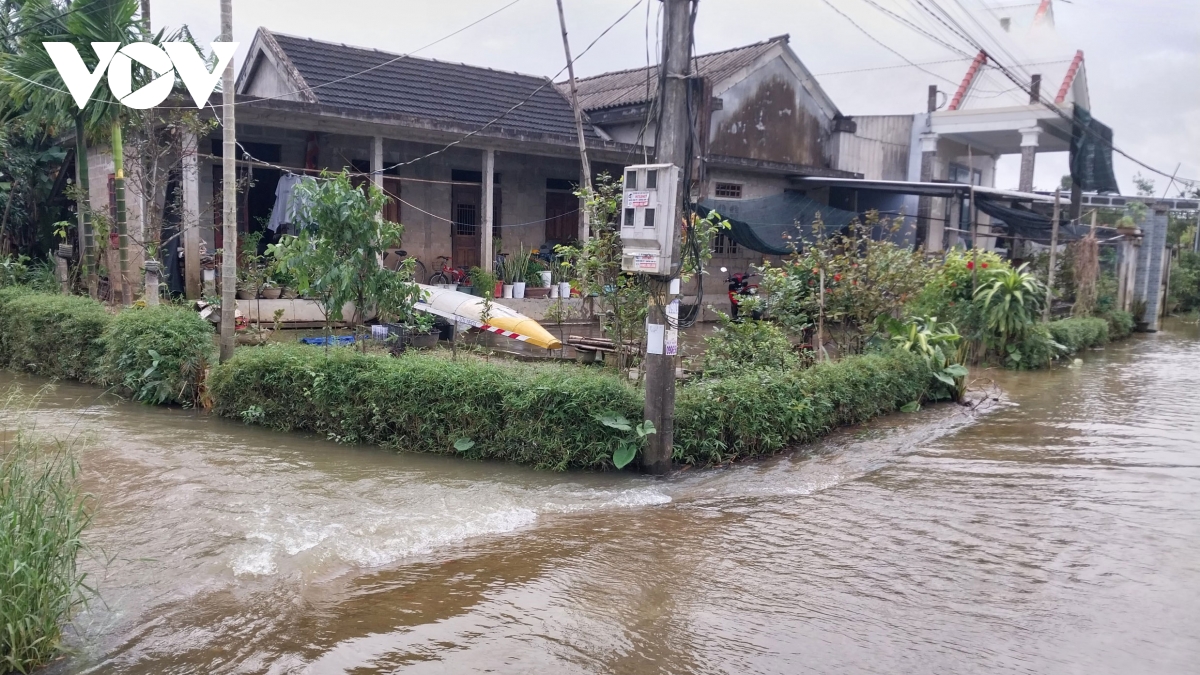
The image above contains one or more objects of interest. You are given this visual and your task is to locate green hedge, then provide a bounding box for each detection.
[1103,310,1135,340]
[674,350,932,466]
[99,305,215,405]
[1047,317,1110,354]
[0,290,214,405]
[208,344,645,470]
[0,287,111,382]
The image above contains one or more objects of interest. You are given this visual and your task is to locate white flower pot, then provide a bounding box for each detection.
[539,271,553,288]
[559,282,572,298]
[502,284,514,298]
[549,284,560,299]
[513,281,526,299]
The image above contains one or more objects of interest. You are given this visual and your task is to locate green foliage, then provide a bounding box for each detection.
[0,287,110,381]
[1007,324,1063,370]
[973,263,1047,351]
[757,213,934,352]
[1102,310,1135,340]
[0,423,92,674]
[674,349,932,465]
[1046,317,1110,354]
[268,171,420,338]
[1170,250,1200,313]
[208,345,646,471]
[0,254,56,292]
[702,316,799,378]
[99,305,215,405]
[593,414,656,469]
[881,315,967,401]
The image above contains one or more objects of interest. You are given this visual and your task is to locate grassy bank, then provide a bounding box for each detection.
[207,343,937,470]
[0,289,214,405]
[0,422,91,673]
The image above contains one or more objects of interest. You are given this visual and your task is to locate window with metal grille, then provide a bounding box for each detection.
[714,182,742,198]
[455,203,478,236]
[713,231,738,255]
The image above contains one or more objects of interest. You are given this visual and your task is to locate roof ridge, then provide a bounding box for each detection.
[569,34,788,84]
[265,28,556,83]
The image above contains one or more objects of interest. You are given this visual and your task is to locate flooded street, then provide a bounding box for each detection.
[9,321,1200,674]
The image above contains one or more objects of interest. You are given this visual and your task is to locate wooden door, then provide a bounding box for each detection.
[451,183,481,269]
[545,191,579,244]
[382,177,402,224]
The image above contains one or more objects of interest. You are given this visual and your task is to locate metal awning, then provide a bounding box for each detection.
[793,177,1056,204]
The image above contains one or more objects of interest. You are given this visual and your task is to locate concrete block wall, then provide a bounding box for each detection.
[1134,210,1169,330]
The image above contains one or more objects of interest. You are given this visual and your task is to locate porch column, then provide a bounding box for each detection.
[1018,126,1042,193]
[181,131,201,299]
[917,131,939,252]
[481,149,495,274]
[371,135,384,194]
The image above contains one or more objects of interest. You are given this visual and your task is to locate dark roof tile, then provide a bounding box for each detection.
[267,30,595,138]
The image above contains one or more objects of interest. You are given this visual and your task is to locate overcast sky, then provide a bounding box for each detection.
[151,0,1199,195]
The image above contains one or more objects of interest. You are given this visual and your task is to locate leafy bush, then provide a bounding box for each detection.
[974,263,1047,353]
[1,426,91,673]
[1169,250,1200,313]
[99,305,215,405]
[0,254,57,293]
[674,349,932,465]
[702,316,799,378]
[1047,317,1109,354]
[1103,310,1135,340]
[208,345,645,471]
[0,288,111,382]
[882,315,967,401]
[1008,324,1063,370]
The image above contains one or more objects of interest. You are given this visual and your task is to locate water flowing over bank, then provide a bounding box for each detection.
[11,321,1199,674]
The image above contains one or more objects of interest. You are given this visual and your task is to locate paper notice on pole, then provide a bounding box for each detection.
[627,191,651,208]
[665,328,678,356]
[646,323,665,355]
[669,278,681,295]
[666,299,680,320]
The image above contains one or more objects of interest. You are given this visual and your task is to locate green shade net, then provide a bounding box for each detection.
[1070,105,1120,194]
[696,192,858,255]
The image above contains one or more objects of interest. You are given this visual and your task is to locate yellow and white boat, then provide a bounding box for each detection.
[414,284,562,350]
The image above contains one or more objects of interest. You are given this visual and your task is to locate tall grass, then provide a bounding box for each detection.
[0,414,92,673]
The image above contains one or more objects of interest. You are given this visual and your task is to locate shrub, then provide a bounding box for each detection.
[702,317,799,378]
[1103,310,1135,340]
[0,288,111,382]
[99,305,215,405]
[1008,324,1063,370]
[208,345,645,470]
[674,349,932,465]
[1047,317,1109,354]
[0,426,91,673]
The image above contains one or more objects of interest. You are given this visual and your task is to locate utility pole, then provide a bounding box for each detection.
[1043,188,1061,321]
[555,0,593,241]
[643,0,692,476]
[219,0,237,362]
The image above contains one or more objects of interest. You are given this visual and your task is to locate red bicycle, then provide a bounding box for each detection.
[428,256,469,285]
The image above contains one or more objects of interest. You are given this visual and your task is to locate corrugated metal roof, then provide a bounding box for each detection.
[265,30,597,139]
[565,35,788,112]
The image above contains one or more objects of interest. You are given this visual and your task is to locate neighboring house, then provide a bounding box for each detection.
[568,34,864,297]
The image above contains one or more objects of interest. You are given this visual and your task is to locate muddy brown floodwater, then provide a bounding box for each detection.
[6,321,1199,674]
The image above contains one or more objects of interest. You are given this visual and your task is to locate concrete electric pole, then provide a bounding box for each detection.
[218,0,238,362]
[642,0,693,476]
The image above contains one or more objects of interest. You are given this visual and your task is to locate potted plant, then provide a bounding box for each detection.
[504,247,531,299]
[469,267,498,301]
[406,311,439,349]
[260,278,283,299]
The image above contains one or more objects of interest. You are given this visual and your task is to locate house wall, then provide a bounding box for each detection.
[907,117,1000,251]
[833,115,913,181]
[708,54,834,168]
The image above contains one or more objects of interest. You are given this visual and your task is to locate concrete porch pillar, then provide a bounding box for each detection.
[181,131,201,299]
[1018,126,1042,193]
[917,131,939,252]
[481,148,495,274]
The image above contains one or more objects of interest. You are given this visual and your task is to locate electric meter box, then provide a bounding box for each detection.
[619,163,679,275]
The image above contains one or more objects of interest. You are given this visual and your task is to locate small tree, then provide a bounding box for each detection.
[268,171,420,351]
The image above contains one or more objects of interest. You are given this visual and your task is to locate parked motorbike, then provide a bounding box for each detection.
[721,267,761,321]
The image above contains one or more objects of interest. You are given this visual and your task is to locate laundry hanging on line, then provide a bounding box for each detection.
[268,174,316,235]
